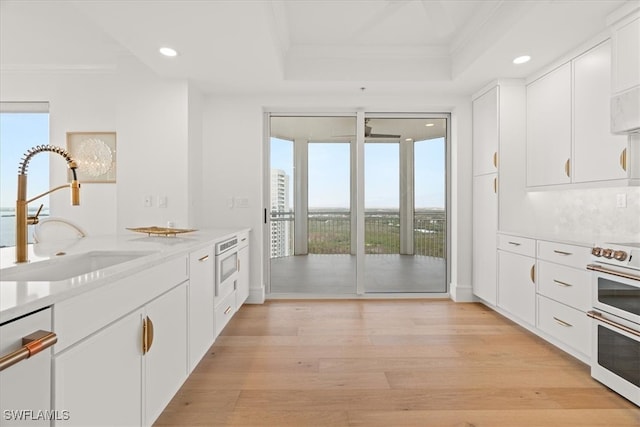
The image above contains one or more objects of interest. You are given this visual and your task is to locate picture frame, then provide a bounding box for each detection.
[66,131,117,183]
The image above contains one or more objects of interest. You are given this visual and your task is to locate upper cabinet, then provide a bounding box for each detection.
[526,39,638,190]
[473,86,499,177]
[526,63,572,187]
[611,8,640,95]
[573,41,629,183]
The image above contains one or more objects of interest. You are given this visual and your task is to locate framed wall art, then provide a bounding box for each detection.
[66,131,117,183]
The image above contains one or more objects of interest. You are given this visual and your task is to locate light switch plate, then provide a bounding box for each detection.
[616,193,627,208]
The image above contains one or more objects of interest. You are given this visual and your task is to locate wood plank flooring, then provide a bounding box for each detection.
[154,300,640,426]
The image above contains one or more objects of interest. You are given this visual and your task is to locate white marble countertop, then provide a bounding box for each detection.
[0,228,249,323]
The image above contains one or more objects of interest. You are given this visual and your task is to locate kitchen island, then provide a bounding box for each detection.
[0,228,250,427]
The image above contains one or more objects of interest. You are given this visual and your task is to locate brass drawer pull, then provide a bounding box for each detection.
[553,317,573,328]
[224,306,233,315]
[553,250,572,256]
[564,159,570,178]
[620,148,627,172]
[553,279,572,287]
[0,330,57,372]
[530,265,535,283]
[198,254,209,262]
[493,152,498,168]
[508,241,521,246]
[142,316,155,355]
[493,177,498,194]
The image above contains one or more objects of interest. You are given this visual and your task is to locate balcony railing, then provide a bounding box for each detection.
[270,210,445,258]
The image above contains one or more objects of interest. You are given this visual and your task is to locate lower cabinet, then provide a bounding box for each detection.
[54,309,142,427]
[143,284,188,425]
[493,233,593,363]
[53,282,188,427]
[497,249,536,326]
[236,234,250,307]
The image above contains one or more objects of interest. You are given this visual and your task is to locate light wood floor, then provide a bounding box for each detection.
[155,300,640,426]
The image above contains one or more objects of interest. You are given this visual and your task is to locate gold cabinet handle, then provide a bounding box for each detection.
[237,259,240,272]
[493,152,498,168]
[142,316,155,355]
[508,241,521,246]
[553,279,572,287]
[553,250,572,256]
[564,159,570,178]
[0,330,57,372]
[224,306,233,315]
[553,317,573,328]
[198,254,209,262]
[620,148,627,172]
[530,265,535,283]
[493,177,497,194]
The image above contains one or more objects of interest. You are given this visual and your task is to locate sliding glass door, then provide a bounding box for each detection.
[267,114,448,295]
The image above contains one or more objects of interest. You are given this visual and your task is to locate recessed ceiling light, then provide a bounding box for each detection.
[513,55,531,65]
[425,123,435,127]
[159,47,178,57]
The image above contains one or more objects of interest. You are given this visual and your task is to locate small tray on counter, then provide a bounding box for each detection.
[126,226,197,237]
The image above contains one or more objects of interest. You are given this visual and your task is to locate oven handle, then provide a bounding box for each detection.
[586,264,640,282]
[587,310,640,338]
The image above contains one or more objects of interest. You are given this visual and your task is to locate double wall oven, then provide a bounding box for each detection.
[587,242,640,406]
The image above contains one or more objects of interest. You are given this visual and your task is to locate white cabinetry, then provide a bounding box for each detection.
[527,40,638,189]
[497,235,536,326]
[536,240,592,361]
[236,232,250,307]
[0,308,53,427]
[573,41,630,184]
[472,82,525,305]
[53,256,189,427]
[188,245,215,371]
[611,8,640,95]
[144,284,187,425]
[54,309,142,427]
[473,86,499,177]
[526,63,572,187]
[472,173,498,304]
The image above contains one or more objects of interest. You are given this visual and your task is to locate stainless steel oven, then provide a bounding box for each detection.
[587,242,640,406]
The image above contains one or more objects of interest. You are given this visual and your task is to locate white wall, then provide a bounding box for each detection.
[0,71,118,236]
[201,93,473,302]
[115,56,191,231]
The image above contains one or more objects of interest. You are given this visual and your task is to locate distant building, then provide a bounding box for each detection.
[270,169,291,257]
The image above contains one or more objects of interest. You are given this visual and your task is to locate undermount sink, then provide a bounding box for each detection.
[1,251,156,282]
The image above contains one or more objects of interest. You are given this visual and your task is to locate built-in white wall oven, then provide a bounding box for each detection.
[215,236,238,298]
[587,243,640,406]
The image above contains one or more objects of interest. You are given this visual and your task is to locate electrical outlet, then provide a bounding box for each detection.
[616,193,627,208]
[158,195,167,208]
[143,195,153,207]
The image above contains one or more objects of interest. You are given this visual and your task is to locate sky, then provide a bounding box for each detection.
[271,136,445,210]
[0,113,50,209]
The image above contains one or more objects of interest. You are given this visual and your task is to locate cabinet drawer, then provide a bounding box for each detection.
[54,255,188,352]
[537,295,591,357]
[497,234,536,257]
[537,240,591,269]
[537,260,591,312]
[215,291,236,336]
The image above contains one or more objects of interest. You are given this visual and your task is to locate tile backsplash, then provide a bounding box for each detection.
[527,187,640,242]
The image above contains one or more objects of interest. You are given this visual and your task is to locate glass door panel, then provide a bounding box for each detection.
[269,116,356,294]
[414,119,447,292]
[363,117,447,293]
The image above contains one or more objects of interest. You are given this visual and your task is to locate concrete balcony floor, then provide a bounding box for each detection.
[269,254,446,295]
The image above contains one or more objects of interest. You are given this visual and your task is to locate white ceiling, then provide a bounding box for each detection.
[0,0,629,97]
